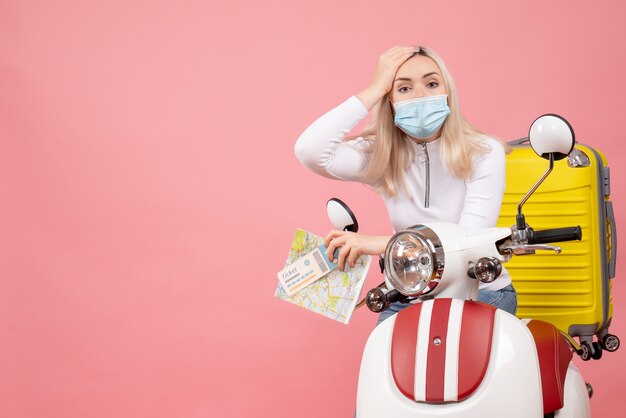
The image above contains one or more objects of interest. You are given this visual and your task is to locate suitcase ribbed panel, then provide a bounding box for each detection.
[496,144,612,338]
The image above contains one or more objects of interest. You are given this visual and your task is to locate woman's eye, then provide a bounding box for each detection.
[398,86,410,93]
[427,81,439,88]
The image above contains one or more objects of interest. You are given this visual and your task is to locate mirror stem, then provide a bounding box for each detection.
[516,153,555,229]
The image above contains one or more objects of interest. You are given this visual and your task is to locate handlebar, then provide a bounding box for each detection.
[385,289,402,305]
[527,226,582,244]
[363,287,410,312]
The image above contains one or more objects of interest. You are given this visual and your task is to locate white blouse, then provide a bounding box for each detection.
[294,96,511,290]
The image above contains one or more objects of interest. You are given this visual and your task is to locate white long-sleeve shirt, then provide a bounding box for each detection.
[294,96,511,290]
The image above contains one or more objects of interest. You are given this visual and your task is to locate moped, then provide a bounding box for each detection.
[326,115,615,417]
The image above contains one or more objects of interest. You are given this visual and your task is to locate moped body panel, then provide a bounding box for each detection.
[357,302,544,418]
[555,363,592,417]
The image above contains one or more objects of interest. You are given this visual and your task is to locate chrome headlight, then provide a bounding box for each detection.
[384,225,445,296]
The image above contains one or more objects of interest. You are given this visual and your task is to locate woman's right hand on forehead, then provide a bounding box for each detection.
[356,45,419,110]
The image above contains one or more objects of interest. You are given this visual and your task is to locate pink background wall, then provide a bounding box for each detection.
[1,1,625,417]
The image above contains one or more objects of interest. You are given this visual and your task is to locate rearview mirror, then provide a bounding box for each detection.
[528,114,575,160]
[516,114,576,233]
[326,198,359,232]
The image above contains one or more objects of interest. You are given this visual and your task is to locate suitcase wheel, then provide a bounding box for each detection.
[591,342,603,360]
[600,334,620,352]
[578,342,593,361]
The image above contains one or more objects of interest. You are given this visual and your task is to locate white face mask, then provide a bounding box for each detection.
[393,95,451,139]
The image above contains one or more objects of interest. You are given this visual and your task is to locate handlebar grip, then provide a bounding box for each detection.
[528,226,582,244]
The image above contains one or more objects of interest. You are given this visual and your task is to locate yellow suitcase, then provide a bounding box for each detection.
[497,141,618,360]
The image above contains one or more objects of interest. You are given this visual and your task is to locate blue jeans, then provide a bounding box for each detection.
[477,284,517,315]
[376,284,518,325]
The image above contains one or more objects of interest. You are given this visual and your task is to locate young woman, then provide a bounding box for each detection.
[294,45,517,320]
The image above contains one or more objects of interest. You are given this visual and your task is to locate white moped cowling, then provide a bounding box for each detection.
[356,223,589,418]
[328,115,593,418]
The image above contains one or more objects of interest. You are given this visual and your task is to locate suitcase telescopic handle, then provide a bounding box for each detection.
[528,226,582,244]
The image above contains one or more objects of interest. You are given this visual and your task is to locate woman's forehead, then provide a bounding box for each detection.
[396,55,440,79]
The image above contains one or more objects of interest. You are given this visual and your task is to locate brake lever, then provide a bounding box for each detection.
[499,242,562,255]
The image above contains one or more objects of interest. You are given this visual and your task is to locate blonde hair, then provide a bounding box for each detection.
[359,46,494,197]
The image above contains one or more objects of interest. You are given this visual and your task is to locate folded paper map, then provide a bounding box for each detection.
[275,229,371,324]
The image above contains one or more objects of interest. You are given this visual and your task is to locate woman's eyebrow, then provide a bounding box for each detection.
[394,72,440,83]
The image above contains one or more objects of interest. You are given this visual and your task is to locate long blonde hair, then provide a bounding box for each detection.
[359,47,492,197]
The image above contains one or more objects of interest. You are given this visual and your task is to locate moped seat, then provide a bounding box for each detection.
[524,319,573,414]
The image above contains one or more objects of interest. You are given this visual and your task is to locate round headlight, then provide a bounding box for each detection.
[384,225,444,296]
